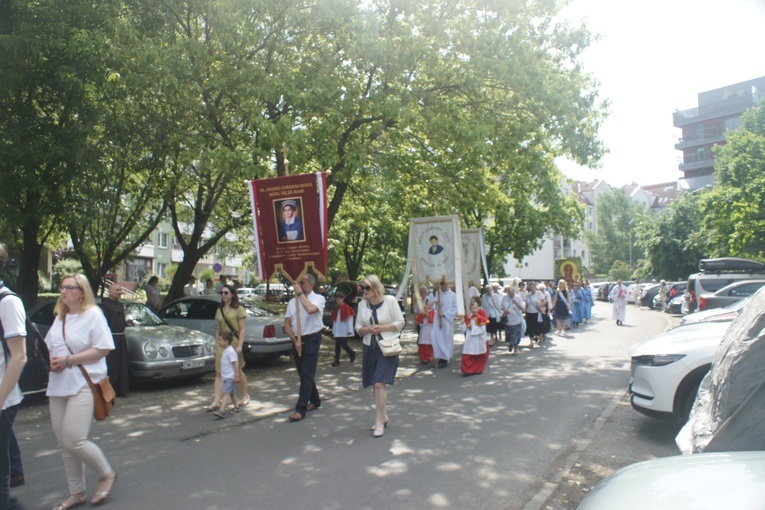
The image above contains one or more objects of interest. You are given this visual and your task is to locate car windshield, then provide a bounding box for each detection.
[124,303,165,327]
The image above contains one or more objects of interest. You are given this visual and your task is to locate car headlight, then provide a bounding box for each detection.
[632,354,686,367]
[144,342,158,359]
[158,346,169,358]
[204,337,214,354]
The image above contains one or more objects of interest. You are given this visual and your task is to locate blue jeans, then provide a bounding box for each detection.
[292,332,322,415]
[4,406,21,480]
[0,407,26,510]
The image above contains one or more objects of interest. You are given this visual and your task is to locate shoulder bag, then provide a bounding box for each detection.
[63,317,116,421]
[370,301,402,357]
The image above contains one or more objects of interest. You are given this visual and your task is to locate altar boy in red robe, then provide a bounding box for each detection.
[331,293,357,366]
[415,301,436,364]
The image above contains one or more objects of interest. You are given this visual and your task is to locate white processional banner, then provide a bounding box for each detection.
[404,215,464,317]
[460,228,488,309]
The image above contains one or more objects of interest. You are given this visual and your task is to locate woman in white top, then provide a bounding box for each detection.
[355,275,405,438]
[45,274,117,509]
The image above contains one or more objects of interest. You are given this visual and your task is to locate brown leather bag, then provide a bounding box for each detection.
[78,365,116,421]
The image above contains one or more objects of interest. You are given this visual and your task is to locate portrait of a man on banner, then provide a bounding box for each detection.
[248,173,328,282]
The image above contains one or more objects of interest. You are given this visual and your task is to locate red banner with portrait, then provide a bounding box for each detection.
[248,173,328,282]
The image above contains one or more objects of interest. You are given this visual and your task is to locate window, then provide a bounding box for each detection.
[156,262,167,277]
[695,148,706,162]
[157,232,169,248]
[582,250,586,260]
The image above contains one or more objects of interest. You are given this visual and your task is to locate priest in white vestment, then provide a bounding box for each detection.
[433,280,458,368]
[610,279,628,326]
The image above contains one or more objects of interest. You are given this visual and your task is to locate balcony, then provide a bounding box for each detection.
[674,126,727,150]
[679,157,715,173]
[673,95,756,127]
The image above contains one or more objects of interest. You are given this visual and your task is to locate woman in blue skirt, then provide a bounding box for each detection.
[356,275,405,438]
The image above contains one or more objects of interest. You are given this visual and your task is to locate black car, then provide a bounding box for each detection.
[639,284,662,309]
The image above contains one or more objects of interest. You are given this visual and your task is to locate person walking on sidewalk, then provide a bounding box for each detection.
[356,275,405,438]
[610,279,628,326]
[330,293,356,367]
[0,243,28,510]
[284,274,326,422]
[213,332,240,419]
[501,286,525,355]
[45,274,117,508]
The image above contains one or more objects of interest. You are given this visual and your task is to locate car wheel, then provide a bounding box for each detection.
[675,369,709,422]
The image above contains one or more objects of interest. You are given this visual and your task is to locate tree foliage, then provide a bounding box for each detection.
[585,188,646,274]
[703,102,765,261]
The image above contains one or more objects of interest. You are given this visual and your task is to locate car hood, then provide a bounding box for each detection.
[580,452,765,510]
[629,322,730,357]
[126,324,213,344]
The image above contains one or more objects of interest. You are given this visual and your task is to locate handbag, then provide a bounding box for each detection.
[78,365,116,421]
[62,317,116,421]
[377,331,403,357]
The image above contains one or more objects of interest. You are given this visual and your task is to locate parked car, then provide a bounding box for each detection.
[696,279,765,312]
[665,294,685,314]
[579,451,765,510]
[236,287,260,300]
[638,283,662,308]
[656,281,686,312]
[157,295,292,361]
[629,321,730,421]
[684,257,765,313]
[29,300,216,382]
[681,294,752,326]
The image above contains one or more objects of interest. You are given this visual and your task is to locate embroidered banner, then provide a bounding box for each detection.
[248,173,328,282]
[406,216,464,317]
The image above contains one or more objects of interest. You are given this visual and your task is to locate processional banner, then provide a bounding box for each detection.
[402,216,464,317]
[248,173,328,282]
[461,228,489,309]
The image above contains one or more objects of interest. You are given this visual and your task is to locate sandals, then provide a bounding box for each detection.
[52,493,87,510]
[229,407,239,415]
[91,472,117,506]
[239,395,251,407]
[205,402,221,412]
[213,410,225,419]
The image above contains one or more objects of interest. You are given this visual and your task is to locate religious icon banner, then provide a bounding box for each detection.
[248,173,328,282]
[407,215,464,317]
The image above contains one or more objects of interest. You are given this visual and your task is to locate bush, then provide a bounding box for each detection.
[52,259,83,287]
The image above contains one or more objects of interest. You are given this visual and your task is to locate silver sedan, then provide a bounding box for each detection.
[157,295,292,361]
[29,300,216,382]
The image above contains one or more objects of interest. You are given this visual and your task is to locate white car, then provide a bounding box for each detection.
[629,321,730,420]
[158,295,292,361]
[681,294,751,326]
[579,452,765,509]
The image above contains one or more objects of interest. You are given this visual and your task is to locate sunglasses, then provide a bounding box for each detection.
[362,285,372,291]
[59,285,81,292]
[221,291,231,295]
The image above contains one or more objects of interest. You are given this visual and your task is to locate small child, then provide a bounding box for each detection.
[214,331,240,419]
[414,300,435,364]
[331,293,356,366]
[460,297,490,377]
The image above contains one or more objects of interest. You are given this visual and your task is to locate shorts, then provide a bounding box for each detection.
[222,378,236,395]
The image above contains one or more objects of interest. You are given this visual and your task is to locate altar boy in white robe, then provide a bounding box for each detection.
[433,280,458,368]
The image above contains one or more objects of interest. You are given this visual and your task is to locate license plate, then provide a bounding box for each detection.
[182,360,205,369]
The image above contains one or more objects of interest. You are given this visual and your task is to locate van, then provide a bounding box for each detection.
[684,258,765,314]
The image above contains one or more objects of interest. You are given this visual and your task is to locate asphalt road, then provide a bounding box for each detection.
[12,300,682,509]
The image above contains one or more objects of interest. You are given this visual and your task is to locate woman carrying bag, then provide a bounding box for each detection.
[45,274,117,509]
[355,275,405,438]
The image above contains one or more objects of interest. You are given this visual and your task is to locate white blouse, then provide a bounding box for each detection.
[355,296,405,346]
[44,306,114,397]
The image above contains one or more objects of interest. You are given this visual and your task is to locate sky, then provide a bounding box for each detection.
[555,0,765,187]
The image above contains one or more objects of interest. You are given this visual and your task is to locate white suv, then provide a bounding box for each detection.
[629,321,730,421]
[684,257,765,313]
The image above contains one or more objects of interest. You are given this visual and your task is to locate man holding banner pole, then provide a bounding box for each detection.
[283,274,325,422]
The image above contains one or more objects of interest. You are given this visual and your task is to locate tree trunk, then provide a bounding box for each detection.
[165,247,202,306]
[17,220,42,309]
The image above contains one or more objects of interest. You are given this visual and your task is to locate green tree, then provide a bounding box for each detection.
[703,101,765,260]
[586,188,646,274]
[634,192,708,280]
[0,0,120,305]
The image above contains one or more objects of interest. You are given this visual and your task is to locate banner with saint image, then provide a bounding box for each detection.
[248,173,328,282]
[405,216,464,317]
[461,228,489,308]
